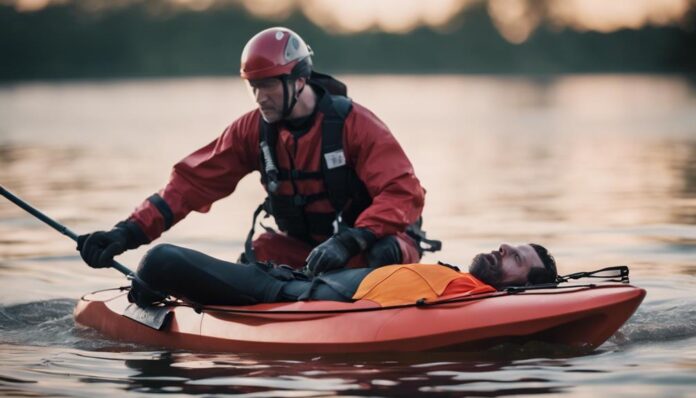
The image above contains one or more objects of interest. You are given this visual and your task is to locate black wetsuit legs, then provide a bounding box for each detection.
[136,244,287,306]
[133,244,372,306]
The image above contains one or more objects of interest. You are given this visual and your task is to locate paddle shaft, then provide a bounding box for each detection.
[0,185,135,277]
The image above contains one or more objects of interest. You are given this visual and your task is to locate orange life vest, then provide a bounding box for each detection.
[352,264,496,306]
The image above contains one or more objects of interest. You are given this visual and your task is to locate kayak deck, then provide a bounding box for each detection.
[74,284,645,354]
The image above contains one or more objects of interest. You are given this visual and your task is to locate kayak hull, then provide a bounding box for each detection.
[74,284,645,353]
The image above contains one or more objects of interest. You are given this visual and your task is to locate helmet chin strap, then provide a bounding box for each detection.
[281,76,304,120]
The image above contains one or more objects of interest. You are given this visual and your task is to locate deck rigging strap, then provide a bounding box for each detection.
[555,265,629,284]
[505,265,630,294]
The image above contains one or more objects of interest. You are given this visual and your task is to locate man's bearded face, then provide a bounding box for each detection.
[469,250,503,287]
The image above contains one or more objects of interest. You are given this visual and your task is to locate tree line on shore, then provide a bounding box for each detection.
[1,1,695,80]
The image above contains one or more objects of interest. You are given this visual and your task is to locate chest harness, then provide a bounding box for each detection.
[243,78,441,264]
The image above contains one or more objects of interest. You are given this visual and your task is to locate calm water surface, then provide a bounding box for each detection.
[1,75,695,397]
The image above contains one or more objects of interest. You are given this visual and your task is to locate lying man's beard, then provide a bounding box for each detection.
[469,253,503,289]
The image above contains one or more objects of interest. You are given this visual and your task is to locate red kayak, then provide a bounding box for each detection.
[74,283,645,354]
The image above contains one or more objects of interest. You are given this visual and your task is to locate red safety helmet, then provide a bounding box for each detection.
[240,27,313,81]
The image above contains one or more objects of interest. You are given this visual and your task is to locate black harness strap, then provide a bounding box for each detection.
[406,217,443,255]
[320,94,353,215]
[243,203,266,264]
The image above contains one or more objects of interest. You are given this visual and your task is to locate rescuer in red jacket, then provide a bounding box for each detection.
[78,27,440,276]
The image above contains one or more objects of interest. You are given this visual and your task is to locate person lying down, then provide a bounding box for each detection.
[127,242,557,308]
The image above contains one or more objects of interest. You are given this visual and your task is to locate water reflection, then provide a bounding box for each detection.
[8,340,687,398]
[118,350,575,396]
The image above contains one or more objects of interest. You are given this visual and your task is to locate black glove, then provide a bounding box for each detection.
[305,228,376,277]
[77,221,147,268]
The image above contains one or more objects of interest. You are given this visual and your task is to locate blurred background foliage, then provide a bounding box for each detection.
[1,0,695,80]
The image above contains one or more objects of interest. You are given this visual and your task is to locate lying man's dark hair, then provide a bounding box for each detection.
[527,243,558,285]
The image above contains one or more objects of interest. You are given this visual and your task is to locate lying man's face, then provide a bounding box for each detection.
[469,243,550,289]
